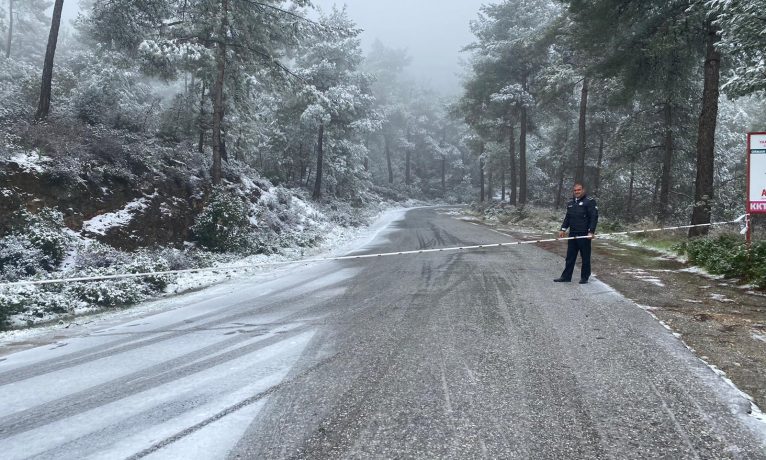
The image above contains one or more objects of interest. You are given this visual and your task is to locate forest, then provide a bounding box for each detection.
[0,0,765,326]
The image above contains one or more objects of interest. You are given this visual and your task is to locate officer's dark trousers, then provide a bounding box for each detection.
[560,232,591,281]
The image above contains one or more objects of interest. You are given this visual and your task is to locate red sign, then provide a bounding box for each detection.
[747,132,766,214]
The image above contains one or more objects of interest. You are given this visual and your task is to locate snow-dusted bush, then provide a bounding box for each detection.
[247,186,326,253]
[0,59,39,119]
[257,186,299,232]
[323,201,370,228]
[21,209,70,266]
[0,235,49,282]
[192,187,251,253]
[0,285,79,328]
[70,240,129,270]
[0,209,71,282]
[125,251,173,292]
[66,276,148,308]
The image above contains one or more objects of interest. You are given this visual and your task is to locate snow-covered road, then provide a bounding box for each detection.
[0,207,764,458]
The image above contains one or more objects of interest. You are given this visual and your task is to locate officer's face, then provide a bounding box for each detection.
[573,185,584,199]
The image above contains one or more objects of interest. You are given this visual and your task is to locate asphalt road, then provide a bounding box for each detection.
[0,207,764,459]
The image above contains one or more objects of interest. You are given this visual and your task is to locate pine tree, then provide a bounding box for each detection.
[34,0,63,122]
[83,0,318,183]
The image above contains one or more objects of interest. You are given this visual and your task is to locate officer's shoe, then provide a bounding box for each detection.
[553,278,571,282]
[578,279,588,284]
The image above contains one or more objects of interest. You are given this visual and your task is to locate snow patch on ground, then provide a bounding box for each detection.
[681,266,726,280]
[709,293,735,303]
[7,150,49,173]
[623,269,666,287]
[82,196,153,235]
[706,362,766,425]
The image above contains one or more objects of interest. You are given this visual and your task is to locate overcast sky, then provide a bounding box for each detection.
[61,0,490,95]
[312,0,488,94]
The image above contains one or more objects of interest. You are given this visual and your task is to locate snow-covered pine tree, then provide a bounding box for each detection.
[292,7,376,200]
[82,0,317,183]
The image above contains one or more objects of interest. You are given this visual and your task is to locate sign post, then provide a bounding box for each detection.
[747,132,766,244]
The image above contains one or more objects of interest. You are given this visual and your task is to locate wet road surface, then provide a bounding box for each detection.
[0,208,764,459]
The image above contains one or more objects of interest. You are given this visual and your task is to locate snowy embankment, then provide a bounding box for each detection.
[0,205,411,343]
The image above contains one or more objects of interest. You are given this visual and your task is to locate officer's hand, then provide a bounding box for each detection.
[558,231,566,239]
[587,232,594,239]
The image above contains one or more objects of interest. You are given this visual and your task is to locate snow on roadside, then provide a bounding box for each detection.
[709,293,735,303]
[622,269,666,288]
[0,206,410,346]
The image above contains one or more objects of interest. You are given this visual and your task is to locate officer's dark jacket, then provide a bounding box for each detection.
[561,195,598,234]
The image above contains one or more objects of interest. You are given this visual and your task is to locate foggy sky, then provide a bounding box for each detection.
[312,0,488,95]
[61,0,490,95]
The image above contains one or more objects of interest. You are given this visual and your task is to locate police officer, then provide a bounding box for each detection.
[554,183,598,284]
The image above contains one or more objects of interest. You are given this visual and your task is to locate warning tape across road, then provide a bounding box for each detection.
[0,214,749,288]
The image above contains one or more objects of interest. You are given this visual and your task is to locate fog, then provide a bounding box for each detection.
[61,0,490,95]
[312,0,488,95]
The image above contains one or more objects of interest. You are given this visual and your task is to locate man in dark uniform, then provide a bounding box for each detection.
[554,183,599,284]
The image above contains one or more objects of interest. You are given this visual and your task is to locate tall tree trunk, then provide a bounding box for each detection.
[405,149,411,185]
[555,161,565,209]
[519,97,528,204]
[312,122,324,200]
[594,124,604,196]
[479,157,485,203]
[627,162,635,220]
[575,77,588,184]
[501,150,506,202]
[384,134,393,184]
[479,142,485,202]
[298,143,305,183]
[405,129,412,185]
[34,0,64,122]
[5,0,13,59]
[210,0,228,185]
[187,73,196,133]
[658,102,673,223]
[652,177,660,210]
[441,157,446,195]
[509,124,517,205]
[689,21,721,237]
[363,136,370,171]
[487,162,493,202]
[198,81,206,153]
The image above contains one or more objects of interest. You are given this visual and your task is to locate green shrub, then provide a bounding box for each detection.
[192,187,251,253]
[22,208,70,267]
[676,234,766,287]
[126,252,173,292]
[0,235,49,281]
[0,208,71,281]
[0,285,78,328]
[67,276,147,308]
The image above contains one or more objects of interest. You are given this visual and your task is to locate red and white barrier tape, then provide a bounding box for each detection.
[0,214,749,288]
